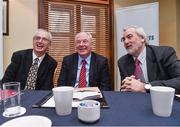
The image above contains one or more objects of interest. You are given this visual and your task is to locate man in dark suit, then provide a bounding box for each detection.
[58,32,112,91]
[2,29,57,90]
[118,25,180,93]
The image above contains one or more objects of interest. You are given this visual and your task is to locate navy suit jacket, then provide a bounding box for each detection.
[118,45,180,92]
[2,49,57,90]
[58,52,112,91]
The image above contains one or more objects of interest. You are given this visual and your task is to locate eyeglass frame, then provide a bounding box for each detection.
[33,36,51,43]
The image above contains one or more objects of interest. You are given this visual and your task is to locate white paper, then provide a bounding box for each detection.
[42,90,102,108]
[42,96,81,108]
[175,94,180,98]
[73,91,102,100]
[42,96,55,107]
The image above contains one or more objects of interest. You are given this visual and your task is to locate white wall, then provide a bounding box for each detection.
[3,0,37,71]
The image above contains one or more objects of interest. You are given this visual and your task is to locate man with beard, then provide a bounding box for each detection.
[118,25,180,93]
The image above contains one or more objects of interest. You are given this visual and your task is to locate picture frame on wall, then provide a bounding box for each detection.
[3,0,9,35]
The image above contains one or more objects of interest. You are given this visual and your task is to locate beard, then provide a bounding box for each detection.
[126,45,140,57]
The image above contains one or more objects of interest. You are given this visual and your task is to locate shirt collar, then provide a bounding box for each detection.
[78,53,91,65]
[134,47,146,64]
[32,51,45,64]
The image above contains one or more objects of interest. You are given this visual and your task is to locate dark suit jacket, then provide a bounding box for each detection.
[58,52,112,91]
[2,49,57,90]
[118,45,180,92]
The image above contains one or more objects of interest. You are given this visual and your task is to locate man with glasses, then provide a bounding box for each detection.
[58,32,112,91]
[2,29,57,90]
[118,25,180,93]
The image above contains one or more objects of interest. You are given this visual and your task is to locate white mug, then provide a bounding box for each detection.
[52,86,74,116]
[150,86,175,117]
[78,100,100,123]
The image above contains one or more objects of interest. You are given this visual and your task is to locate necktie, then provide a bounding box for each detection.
[134,58,145,82]
[25,58,39,90]
[79,60,86,88]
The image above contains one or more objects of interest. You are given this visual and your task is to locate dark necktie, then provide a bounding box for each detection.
[134,58,145,82]
[25,58,39,90]
[79,60,86,88]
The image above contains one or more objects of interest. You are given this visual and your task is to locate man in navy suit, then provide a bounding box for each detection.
[2,29,57,90]
[118,25,180,93]
[58,32,112,91]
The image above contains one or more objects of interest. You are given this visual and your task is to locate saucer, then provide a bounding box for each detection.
[2,107,26,118]
[1,115,52,127]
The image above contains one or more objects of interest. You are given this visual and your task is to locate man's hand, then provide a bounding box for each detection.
[121,75,146,92]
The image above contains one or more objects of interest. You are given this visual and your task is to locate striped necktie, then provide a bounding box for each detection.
[79,60,87,88]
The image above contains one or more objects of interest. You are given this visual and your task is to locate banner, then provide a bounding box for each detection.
[115,2,159,90]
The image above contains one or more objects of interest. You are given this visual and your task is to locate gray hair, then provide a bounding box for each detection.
[123,25,148,44]
[33,29,52,43]
[75,32,93,43]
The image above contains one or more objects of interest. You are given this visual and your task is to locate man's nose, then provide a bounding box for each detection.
[124,38,131,44]
[79,41,84,45]
[38,38,43,42]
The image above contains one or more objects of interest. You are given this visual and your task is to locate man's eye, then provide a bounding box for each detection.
[83,40,88,43]
[127,34,133,39]
[76,41,81,43]
[76,40,88,44]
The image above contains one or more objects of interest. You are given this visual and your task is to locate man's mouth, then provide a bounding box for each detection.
[78,48,86,51]
[125,45,132,49]
[36,44,44,49]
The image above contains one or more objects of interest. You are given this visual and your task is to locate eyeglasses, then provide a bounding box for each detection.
[121,34,134,42]
[33,36,50,43]
[76,39,89,44]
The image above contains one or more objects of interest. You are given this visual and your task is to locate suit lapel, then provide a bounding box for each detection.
[146,46,158,81]
[126,55,135,76]
[72,54,78,86]
[89,52,95,87]
[25,50,33,75]
[21,49,34,90]
[37,53,48,79]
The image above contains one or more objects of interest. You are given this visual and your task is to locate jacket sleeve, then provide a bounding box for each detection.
[39,59,57,90]
[150,47,180,93]
[2,52,21,83]
[99,58,112,91]
[57,57,68,86]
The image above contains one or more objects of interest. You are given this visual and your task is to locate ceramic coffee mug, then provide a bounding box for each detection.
[150,86,175,117]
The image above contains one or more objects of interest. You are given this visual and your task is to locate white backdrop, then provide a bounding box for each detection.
[0,0,3,79]
[115,2,159,90]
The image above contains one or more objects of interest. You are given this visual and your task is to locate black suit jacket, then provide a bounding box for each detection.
[58,52,112,91]
[2,49,57,90]
[118,45,180,92]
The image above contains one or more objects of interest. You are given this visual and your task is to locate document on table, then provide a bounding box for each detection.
[33,87,109,108]
[175,94,180,101]
[42,87,102,108]
[42,95,81,108]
